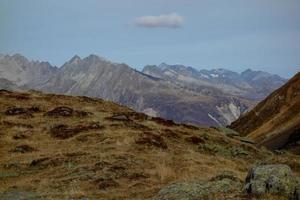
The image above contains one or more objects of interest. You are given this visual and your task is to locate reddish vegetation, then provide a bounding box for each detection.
[185,136,205,145]
[50,123,102,139]
[135,131,168,149]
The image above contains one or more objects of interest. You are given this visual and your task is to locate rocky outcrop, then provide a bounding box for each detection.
[244,164,300,199]
[153,165,300,200]
[153,172,243,200]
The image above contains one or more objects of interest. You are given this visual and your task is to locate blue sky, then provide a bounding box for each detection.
[0,0,299,77]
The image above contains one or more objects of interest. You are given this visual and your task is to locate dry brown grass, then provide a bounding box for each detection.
[0,90,299,200]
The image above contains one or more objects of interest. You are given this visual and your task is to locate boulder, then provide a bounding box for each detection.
[45,106,73,117]
[109,114,129,121]
[244,164,300,199]
[5,107,28,115]
[153,172,242,200]
[12,145,35,153]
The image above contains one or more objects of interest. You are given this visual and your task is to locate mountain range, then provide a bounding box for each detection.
[0,54,287,126]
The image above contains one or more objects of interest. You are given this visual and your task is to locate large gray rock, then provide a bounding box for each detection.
[153,171,242,200]
[244,164,300,199]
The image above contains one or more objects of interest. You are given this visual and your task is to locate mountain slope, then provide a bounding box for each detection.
[0,90,299,199]
[229,72,300,152]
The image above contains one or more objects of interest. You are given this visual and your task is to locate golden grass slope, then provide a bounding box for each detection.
[0,90,299,200]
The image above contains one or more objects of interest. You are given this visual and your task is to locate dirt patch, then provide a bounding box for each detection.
[124,121,152,131]
[180,123,200,130]
[162,129,180,139]
[136,132,168,149]
[50,124,86,139]
[127,172,149,180]
[13,133,29,140]
[152,117,177,127]
[94,178,119,190]
[0,121,33,129]
[7,93,30,100]
[50,122,103,139]
[185,136,205,145]
[45,106,91,118]
[27,106,41,113]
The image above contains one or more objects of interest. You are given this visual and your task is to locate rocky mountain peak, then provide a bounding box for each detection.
[10,53,30,65]
[68,55,82,65]
[158,62,170,70]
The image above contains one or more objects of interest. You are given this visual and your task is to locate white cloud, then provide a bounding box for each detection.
[134,13,184,28]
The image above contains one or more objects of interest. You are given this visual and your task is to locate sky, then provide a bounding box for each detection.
[0,0,300,78]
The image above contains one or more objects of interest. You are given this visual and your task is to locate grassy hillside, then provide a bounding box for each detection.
[0,90,299,199]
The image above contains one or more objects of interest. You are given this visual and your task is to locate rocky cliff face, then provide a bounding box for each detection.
[0,54,285,126]
[230,72,300,152]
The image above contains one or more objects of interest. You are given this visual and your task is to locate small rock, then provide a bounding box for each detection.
[110,114,129,121]
[12,145,35,153]
[5,107,28,115]
[45,106,74,117]
[30,157,50,167]
[244,164,300,199]
[233,136,255,144]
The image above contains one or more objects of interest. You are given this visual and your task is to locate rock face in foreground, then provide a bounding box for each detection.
[244,165,300,199]
[229,72,300,152]
[154,165,300,200]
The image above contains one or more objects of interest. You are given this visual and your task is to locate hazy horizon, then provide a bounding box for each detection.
[1,0,299,78]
